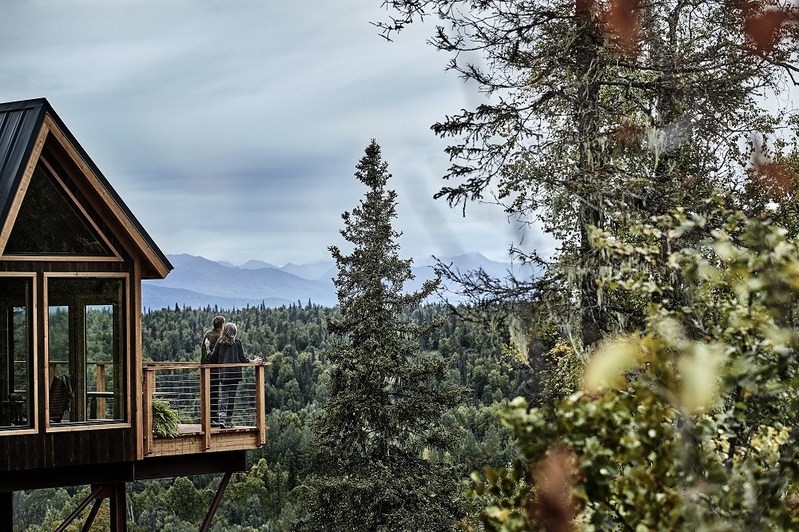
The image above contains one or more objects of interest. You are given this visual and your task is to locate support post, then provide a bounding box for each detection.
[108,482,127,532]
[0,491,12,532]
[143,367,156,455]
[96,362,107,418]
[255,363,266,445]
[202,365,211,450]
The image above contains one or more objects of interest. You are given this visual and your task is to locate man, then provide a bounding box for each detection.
[200,315,225,427]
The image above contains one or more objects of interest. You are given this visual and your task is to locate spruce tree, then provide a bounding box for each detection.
[303,140,464,531]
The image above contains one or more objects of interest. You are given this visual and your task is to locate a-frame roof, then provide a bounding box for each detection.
[0,98,172,278]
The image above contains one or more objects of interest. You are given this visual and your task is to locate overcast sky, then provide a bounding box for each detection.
[0,1,554,266]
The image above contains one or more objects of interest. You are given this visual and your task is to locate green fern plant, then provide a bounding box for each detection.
[152,398,180,438]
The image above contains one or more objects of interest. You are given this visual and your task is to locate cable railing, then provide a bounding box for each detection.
[142,361,268,456]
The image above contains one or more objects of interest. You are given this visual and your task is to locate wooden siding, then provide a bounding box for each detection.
[0,261,138,473]
[0,428,135,471]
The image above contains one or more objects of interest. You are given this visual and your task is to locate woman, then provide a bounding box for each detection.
[207,322,260,428]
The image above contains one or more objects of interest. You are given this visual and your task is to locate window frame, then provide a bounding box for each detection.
[0,273,38,436]
[44,272,131,432]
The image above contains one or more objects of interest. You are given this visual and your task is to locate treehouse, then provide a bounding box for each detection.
[0,98,267,531]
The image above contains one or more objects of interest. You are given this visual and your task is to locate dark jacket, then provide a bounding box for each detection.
[207,339,249,381]
[200,328,222,363]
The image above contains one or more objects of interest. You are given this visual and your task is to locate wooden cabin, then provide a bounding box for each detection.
[0,98,266,531]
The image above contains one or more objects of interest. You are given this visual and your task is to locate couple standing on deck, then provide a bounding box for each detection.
[200,316,261,429]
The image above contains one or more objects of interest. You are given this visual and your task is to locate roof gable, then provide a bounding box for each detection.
[0,98,172,278]
[6,163,115,256]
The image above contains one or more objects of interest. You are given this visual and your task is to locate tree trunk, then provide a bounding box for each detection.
[575,14,605,349]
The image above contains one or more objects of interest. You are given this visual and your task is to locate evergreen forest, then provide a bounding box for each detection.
[13,302,548,531]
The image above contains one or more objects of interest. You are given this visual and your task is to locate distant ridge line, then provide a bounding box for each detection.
[142,253,533,311]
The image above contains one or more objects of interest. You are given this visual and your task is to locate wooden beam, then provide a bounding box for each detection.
[95,363,106,419]
[73,302,86,422]
[131,450,246,480]
[108,482,127,532]
[0,462,132,492]
[0,491,12,532]
[42,274,51,430]
[143,368,155,455]
[0,451,247,492]
[201,366,211,450]
[133,260,144,460]
[255,364,266,446]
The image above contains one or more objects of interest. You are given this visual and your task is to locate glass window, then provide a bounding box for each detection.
[47,277,125,424]
[5,164,111,256]
[0,277,34,429]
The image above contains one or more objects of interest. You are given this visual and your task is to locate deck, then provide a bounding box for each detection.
[142,361,268,458]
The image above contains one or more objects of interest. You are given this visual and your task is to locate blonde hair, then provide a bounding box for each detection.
[219,322,238,344]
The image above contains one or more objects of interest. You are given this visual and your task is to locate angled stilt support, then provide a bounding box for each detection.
[55,483,127,532]
[55,485,105,532]
[200,471,232,532]
[81,498,104,532]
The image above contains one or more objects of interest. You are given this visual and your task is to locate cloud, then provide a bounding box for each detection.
[0,0,534,266]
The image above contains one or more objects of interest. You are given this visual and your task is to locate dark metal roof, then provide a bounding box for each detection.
[0,98,47,229]
[0,97,173,276]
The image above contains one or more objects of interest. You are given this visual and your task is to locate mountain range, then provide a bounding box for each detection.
[142,253,533,311]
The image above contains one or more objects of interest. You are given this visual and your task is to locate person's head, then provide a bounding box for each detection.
[212,316,225,330]
[220,322,238,344]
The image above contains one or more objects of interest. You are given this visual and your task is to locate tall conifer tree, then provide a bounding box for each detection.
[303,140,463,531]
